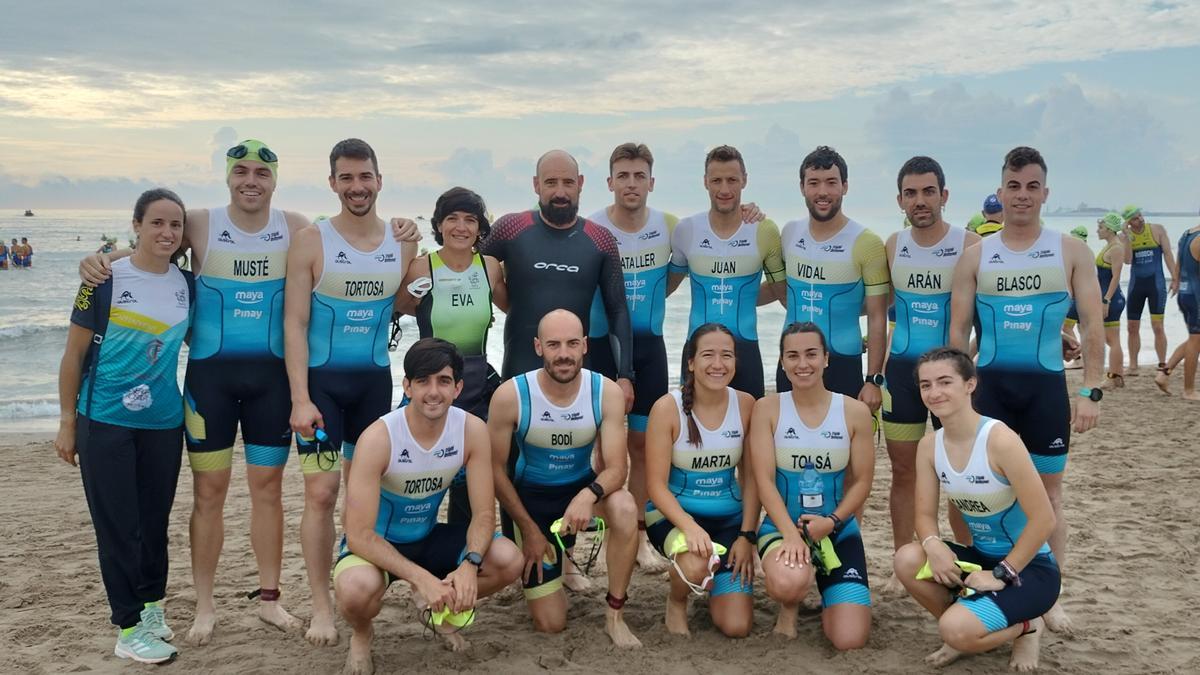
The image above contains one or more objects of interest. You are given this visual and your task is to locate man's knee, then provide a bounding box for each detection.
[192,469,232,511]
[938,612,984,653]
[603,489,638,532]
[893,541,927,577]
[486,539,525,586]
[714,609,752,638]
[335,568,384,619]
[304,476,340,512]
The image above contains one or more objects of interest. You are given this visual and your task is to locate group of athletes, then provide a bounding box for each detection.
[0,236,33,268]
[53,136,1200,672]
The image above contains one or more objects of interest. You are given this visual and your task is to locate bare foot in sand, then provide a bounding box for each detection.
[562,551,594,592]
[1010,617,1043,672]
[1127,366,1139,376]
[306,610,340,646]
[439,631,470,652]
[1043,601,1074,635]
[637,537,669,573]
[801,586,823,610]
[1154,370,1171,394]
[343,627,374,675]
[665,596,690,636]
[1183,390,1200,402]
[924,643,963,668]
[259,601,303,632]
[605,609,642,648]
[879,571,908,597]
[772,607,798,639]
[185,611,215,646]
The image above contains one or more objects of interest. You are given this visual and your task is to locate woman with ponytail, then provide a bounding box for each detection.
[643,323,759,637]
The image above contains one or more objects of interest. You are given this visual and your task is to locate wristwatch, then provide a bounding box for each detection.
[1079,387,1103,402]
[587,481,606,502]
[865,373,885,387]
[1102,297,1110,304]
[737,530,758,544]
[463,551,483,568]
[992,560,1020,586]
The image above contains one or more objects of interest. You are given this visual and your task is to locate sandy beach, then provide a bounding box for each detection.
[2,369,1197,674]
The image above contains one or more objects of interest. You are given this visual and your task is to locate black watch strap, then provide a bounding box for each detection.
[738,530,758,544]
[464,551,483,568]
[587,481,605,502]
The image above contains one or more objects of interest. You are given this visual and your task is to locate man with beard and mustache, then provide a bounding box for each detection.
[775,146,890,408]
[479,150,634,405]
[284,138,416,646]
[667,145,785,399]
[879,156,979,594]
[487,309,642,648]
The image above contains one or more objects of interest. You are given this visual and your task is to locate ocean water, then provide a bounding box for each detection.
[1,209,1195,432]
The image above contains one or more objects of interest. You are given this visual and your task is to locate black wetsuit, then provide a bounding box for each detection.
[480,210,633,381]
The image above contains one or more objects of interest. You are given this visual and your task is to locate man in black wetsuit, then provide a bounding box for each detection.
[480,149,635,408]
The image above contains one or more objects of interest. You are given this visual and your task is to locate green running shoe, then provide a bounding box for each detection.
[114,625,178,664]
[140,602,174,641]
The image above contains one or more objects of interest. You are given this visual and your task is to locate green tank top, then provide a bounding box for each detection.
[415,252,492,356]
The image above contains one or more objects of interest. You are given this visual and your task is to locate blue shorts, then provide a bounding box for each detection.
[297,367,392,470]
[758,516,871,607]
[974,370,1069,474]
[645,508,752,597]
[333,523,470,585]
[778,352,862,399]
[942,542,1060,633]
[1179,292,1200,335]
[1065,291,1125,327]
[589,333,668,432]
[501,475,596,600]
[184,358,292,470]
[1127,276,1166,320]
[882,355,942,442]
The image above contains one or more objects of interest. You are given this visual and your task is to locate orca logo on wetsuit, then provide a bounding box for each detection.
[533,261,580,273]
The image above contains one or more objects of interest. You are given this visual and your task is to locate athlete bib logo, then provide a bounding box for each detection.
[122,384,153,412]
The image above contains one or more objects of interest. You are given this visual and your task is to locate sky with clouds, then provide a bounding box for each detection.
[1,1,1198,225]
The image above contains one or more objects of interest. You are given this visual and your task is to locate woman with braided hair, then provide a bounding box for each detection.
[643,322,759,637]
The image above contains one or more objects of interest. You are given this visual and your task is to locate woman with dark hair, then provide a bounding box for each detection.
[893,347,1058,671]
[397,187,508,523]
[55,188,195,663]
[750,321,875,648]
[643,322,758,637]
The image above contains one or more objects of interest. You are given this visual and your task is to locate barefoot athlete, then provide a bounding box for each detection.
[643,323,758,638]
[1157,223,1200,399]
[56,189,194,664]
[587,142,766,573]
[750,322,875,649]
[881,156,978,592]
[1063,214,1127,387]
[893,347,1059,672]
[949,146,1102,634]
[1121,205,1175,374]
[285,138,416,646]
[333,339,522,673]
[488,310,643,648]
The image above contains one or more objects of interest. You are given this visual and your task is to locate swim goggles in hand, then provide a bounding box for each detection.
[916,559,982,597]
[665,530,728,596]
[549,517,606,577]
[800,522,842,575]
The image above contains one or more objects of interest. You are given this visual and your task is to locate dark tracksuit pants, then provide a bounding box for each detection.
[77,416,183,629]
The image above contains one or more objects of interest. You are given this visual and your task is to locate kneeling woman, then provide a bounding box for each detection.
[644,323,758,637]
[750,322,874,648]
[55,189,194,664]
[894,347,1058,672]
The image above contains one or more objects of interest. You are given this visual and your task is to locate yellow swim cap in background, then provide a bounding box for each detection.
[1100,212,1123,233]
[226,139,278,177]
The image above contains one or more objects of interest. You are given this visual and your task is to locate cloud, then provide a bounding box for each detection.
[3,2,1198,124]
[866,80,1192,210]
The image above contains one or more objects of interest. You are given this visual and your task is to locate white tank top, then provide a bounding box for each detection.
[376,406,467,543]
[513,368,603,487]
[772,393,850,516]
[667,387,743,517]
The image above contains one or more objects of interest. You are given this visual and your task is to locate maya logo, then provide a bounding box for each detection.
[694,476,723,487]
[912,301,940,314]
[235,290,264,304]
[403,502,433,514]
[1003,303,1034,317]
[346,309,375,321]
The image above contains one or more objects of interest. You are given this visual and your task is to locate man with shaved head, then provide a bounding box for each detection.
[487,309,642,647]
[479,150,635,407]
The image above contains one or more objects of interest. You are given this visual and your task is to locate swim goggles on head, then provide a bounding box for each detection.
[549,517,607,576]
[227,143,278,164]
[664,530,728,596]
